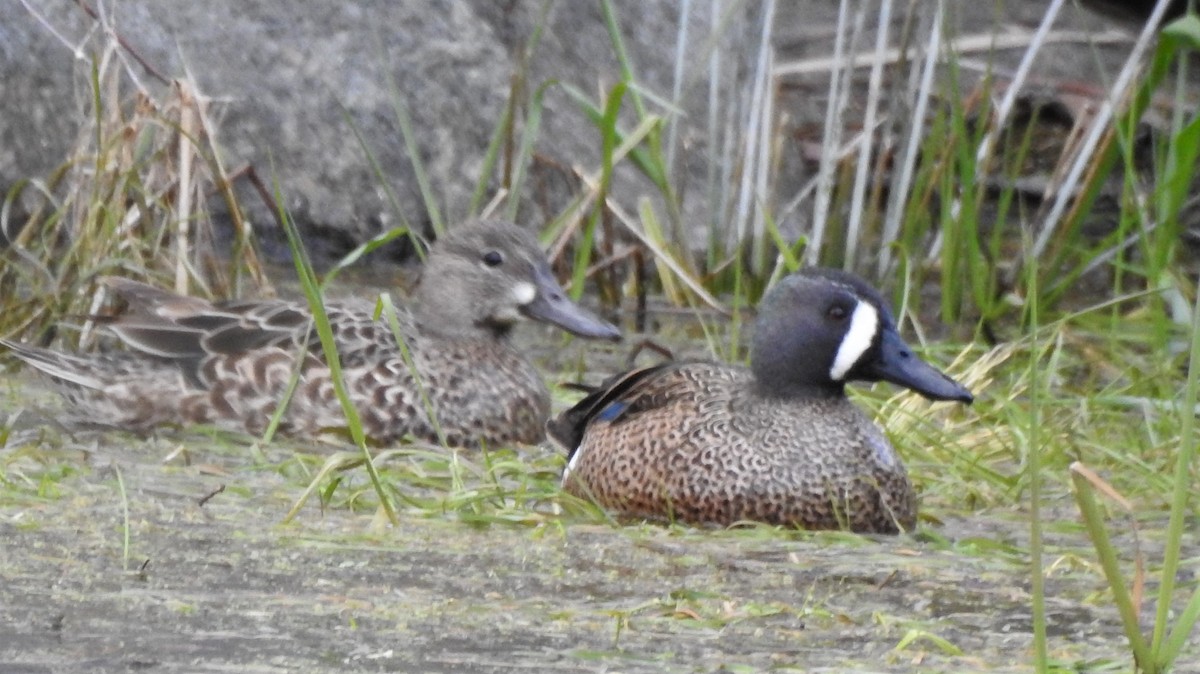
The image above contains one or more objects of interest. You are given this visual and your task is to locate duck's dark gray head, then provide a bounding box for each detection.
[413,219,621,341]
[750,268,973,403]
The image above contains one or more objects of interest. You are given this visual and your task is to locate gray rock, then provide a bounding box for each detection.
[1,1,723,263]
[0,0,1165,269]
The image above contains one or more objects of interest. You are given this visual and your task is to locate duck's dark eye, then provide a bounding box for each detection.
[482,251,504,267]
[827,305,848,321]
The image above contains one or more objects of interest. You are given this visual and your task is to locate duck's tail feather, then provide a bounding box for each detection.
[0,338,110,390]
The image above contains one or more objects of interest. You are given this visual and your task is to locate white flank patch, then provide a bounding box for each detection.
[829,302,879,381]
[563,446,585,482]
[512,281,537,306]
[868,433,898,468]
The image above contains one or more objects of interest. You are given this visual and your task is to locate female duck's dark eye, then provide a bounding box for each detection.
[482,251,503,267]
[827,305,848,321]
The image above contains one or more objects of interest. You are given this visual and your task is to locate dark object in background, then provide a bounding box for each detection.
[1079,0,1189,25]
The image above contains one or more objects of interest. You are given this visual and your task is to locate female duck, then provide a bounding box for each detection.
[3,220,620,447]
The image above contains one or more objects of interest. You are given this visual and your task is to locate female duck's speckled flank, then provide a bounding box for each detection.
[2,219,620,447]
[549,268,973,534]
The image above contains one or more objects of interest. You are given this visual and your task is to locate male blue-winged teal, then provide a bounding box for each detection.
[2,219,620,447]
[549,268,973,534]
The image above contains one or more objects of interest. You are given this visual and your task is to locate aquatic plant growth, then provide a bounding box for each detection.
[2,1,1199,671]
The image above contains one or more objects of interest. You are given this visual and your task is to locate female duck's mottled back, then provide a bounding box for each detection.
[2,220,620,446]
[550,268,972,534]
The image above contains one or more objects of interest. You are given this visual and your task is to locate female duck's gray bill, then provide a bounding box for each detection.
[523,266,622,340]
[862,328,974,403]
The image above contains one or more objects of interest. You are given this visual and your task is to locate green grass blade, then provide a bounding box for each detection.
[274,177,398,527]
[1162,584,1200,666]
[504,80,550,222]
[115,463,130,570]
[386,89,444,236]
[337,103,423,260]
[1070,465,1152,669]
[600,0,647,121]
[560,83,668,192]
[471,96,513,217]
[321,226,414,287]
[1150,237,1200,667]
[378,293,448,448]
[1024,240,1048,674]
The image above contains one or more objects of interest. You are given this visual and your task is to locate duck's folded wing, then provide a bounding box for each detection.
[100,277,324,359]
[547,361,694,451]
[108,300,310,361]
[101,277,406,366]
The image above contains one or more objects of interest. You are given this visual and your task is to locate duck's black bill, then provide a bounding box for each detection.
[864,329,974,403]
[524,266,622,341]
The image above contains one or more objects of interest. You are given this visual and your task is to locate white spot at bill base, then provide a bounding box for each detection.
[512,282,537,306]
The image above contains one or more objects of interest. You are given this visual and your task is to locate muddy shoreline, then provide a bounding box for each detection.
[2,410,1191,673]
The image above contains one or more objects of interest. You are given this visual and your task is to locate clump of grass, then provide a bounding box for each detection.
[1057,16,1200,674]
[282,444,605,527]
[522,3,1192,354]
[0,16,268,345]
[0,428,84,508]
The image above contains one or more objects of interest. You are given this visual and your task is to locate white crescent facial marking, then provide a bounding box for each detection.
[829,301,879,381]
[512,281,537,306]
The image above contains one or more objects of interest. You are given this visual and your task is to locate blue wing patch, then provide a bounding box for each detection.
[596,401,628,422]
